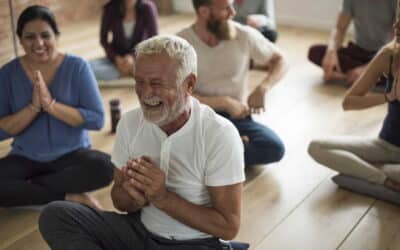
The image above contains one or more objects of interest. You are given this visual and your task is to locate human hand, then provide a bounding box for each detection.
[386,72,400,102]
[345,65,366,84]
[394,20,400,43]
[247,86,267,113]
[246,14,266,28]
[33,71,53,110]
[322,50,342,80]
[122,164,148,207]
[123,55,134,67]
[32,80,41,110]
[125,156,169,208]
[224,97,250,119]
[115,55,133,76]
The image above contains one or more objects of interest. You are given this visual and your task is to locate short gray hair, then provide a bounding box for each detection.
[135,35,197,84]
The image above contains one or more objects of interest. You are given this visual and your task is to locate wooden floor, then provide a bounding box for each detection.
[1,14,400,250]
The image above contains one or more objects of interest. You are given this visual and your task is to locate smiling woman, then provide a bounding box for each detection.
[0,5,114,209]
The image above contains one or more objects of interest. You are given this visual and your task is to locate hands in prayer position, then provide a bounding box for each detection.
[115,55,134,76]
[32,71,54,112]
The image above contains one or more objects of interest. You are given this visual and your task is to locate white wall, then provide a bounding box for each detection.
[172,0,341,31]
[173,0,194,13]
[275,0,339,31]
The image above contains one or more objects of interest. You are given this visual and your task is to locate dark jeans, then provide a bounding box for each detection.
[39,201,224,250]
[0,148,114,207]
[308,42,376,73]
[259,26,278,43]
[218,112,285,166]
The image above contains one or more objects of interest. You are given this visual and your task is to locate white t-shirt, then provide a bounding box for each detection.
[178,21,276,103]
[111,97,245,240]
[123,20,135,39]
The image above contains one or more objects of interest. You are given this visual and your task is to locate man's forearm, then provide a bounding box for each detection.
[259,53,288,90]
[327,28,345,52]
[154,191,240,240]
[111,185,142,213]
[193,94,229,112]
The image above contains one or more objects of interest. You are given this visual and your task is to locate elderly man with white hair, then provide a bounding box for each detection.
[38,35,245,250]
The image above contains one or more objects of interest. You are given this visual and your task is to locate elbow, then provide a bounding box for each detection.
[342,97,352,111]
[273,51,289,77]
[219,224,240,241]
[92,117,105,130]
[218,218,240,240]
[280,54,289,75]
[87,113,105,130]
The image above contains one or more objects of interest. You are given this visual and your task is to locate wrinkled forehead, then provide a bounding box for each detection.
[135,53,179,78]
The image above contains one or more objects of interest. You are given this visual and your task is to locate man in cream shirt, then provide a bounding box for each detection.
[178,0,288,167]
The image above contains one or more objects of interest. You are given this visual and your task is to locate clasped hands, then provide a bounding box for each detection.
[31,70,55,112]
[121,156,169,209]
[386,73,400,102]
[115,55,134,76]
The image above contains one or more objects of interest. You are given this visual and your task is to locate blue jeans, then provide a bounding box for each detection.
[218,112,285,166]
[89,57,120,81]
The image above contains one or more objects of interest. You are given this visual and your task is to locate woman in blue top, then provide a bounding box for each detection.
[308,21,400,193]
[0,5,114,209]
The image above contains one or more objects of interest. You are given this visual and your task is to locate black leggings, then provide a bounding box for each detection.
[0,148,114,207]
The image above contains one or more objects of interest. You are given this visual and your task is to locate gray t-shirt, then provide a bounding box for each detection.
[341,0,396,51]
[233,0,276,29]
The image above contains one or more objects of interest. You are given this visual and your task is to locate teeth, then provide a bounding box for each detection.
[143,97,162,106]
[34,49,46,54]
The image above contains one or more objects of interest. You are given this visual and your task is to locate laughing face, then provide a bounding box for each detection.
[206,0,236,40]
[19,19,58,64]
[134,53,189,127]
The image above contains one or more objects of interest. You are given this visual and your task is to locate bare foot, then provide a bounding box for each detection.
[65,193,103,210]
[384,178,400,193]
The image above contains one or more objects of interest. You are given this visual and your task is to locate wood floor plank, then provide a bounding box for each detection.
[4,230,49,250]
[339,201,400,250]
[253,178,374,250]
[0,210,40,249]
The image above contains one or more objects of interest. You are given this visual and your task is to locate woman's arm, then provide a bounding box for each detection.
[143,1,159,37]
[342,46,393,110]
[0,69,41,139]
[100,5,118,61]
[0,105,40,138]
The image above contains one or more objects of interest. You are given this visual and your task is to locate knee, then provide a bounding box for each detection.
[86,153,114,186]
[95,160,114,186]
[308,140,323,160]
[307,45,326,65]
[271,139,285,162]
[39,201,69,237]
[254,138,285,164]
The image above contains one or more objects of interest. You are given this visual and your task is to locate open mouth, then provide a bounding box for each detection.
[142,97,163,108]
[33,48,48,56]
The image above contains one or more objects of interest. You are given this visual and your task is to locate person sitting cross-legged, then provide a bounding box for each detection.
[308,0,396,85]
[309,20,400,193]
[178,0,288,167]
[0,5,114,209]
[39,35,245,250]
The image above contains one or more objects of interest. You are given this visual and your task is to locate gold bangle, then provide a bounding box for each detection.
[29,104,41,113]
[45,99,56,112]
